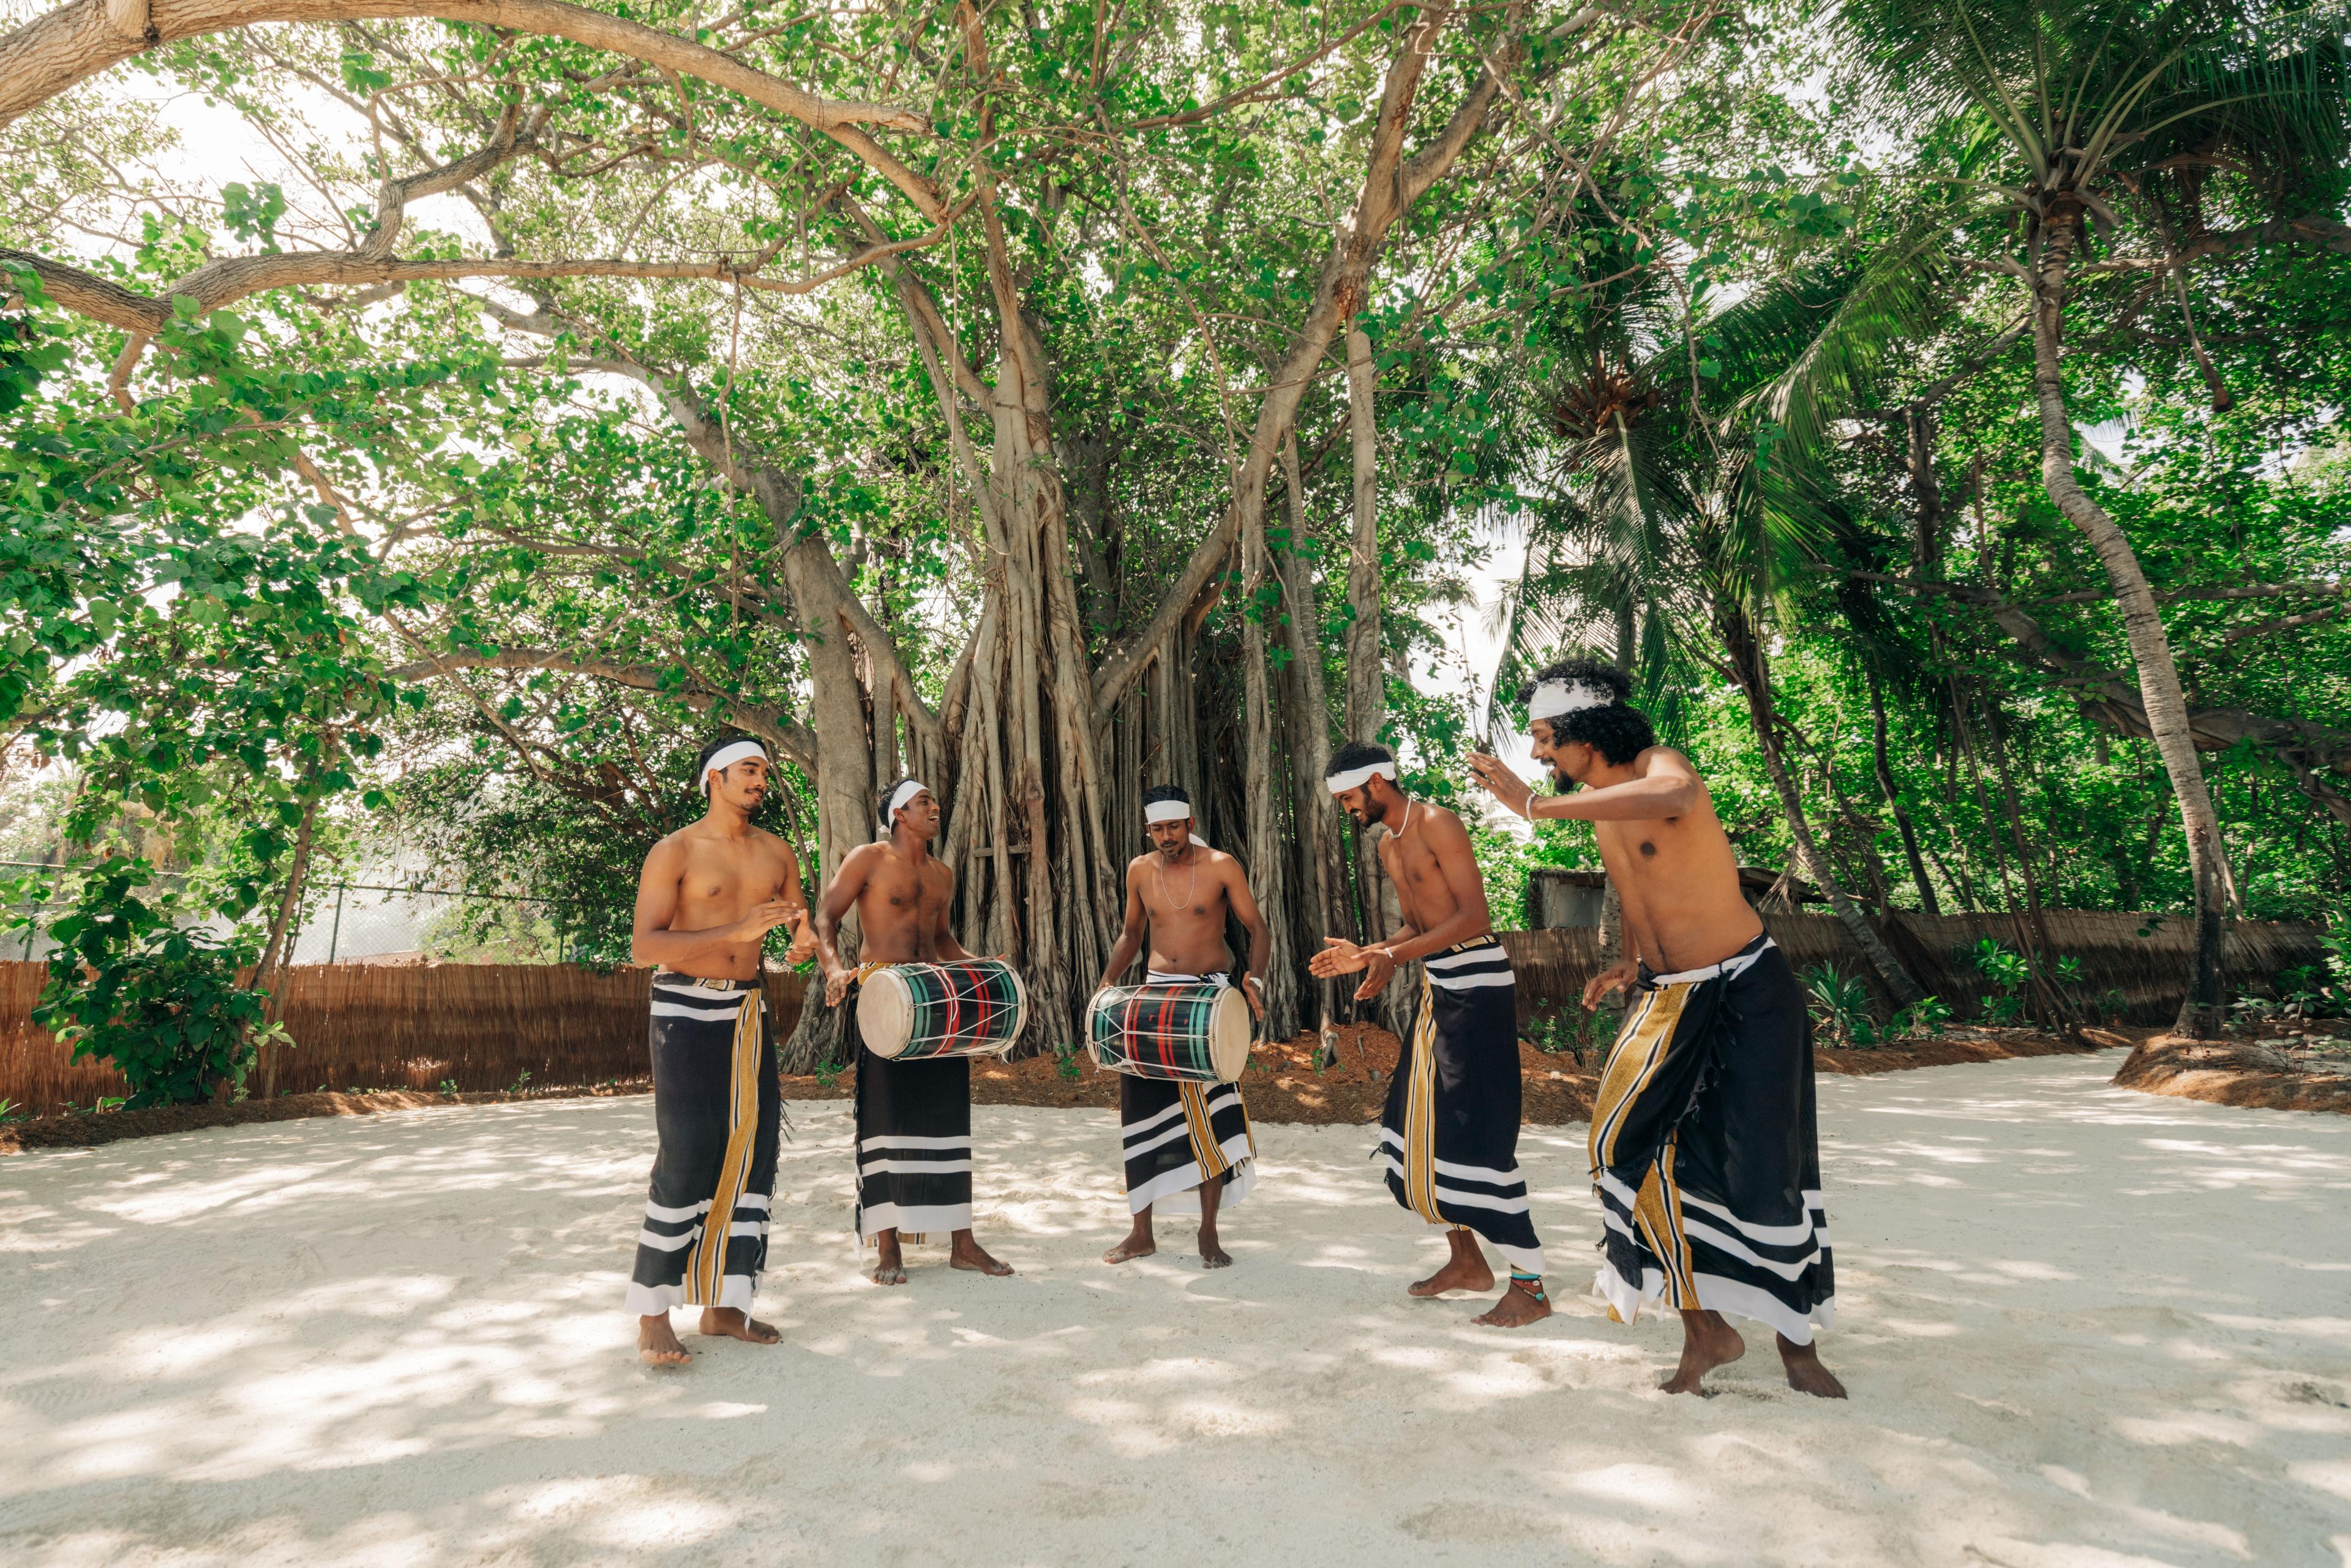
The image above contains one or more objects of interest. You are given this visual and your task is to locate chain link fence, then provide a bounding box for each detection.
[2,861,585,967]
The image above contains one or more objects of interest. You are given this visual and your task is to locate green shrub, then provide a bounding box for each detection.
[1802,962,1878,1048]
[1526,1003,1618,1063]
[29,856,283,1108]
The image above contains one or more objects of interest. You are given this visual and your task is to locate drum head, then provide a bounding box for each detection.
[1208,985,1252,1082]
[857,969,915,1058]
[1084,986,1119,1069]
[992,967,1030,1057]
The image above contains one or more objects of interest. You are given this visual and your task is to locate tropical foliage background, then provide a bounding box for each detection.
[2,0,2345,1097]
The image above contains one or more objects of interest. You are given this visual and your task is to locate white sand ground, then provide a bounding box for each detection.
[3,1052,2349,1567]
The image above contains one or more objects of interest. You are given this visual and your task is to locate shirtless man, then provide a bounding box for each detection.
[1095,784,1269,1268]
[625,733,817,1367]
[813,777,1014,1286]
[1308,741,1551,1328]
[1469,657,1844,1398]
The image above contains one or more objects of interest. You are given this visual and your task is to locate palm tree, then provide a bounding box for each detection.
[1826,0,2351,1032]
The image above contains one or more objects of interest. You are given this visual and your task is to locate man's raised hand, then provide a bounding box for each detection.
[1466,752,1534,817]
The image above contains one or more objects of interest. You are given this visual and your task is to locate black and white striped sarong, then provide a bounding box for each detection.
[1118,969,1258,1215]
[852,981,973,1245]
[625,973,780,1315]
[1590,932,1835,1345]
[1376,937,1545,1275]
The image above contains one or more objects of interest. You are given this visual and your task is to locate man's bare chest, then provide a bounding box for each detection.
[1144,866,1224,926]
[1595,818,1700,883]
[678,848,780,912]
[864,869,943,920]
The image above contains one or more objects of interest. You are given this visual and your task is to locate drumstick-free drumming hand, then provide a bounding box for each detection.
[1094,785,1267,1270]
[812,778,1013,1286]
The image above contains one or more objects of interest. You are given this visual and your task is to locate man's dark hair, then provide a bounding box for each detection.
[1325,740,1397,779]
[694,732,768,797]
[877,774,924,832]
[1518,657,1657,767]
[1142,782,1191,811]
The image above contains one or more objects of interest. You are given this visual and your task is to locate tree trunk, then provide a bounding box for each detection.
[1340,326,1387,1002]
[1239,531,1300,1041]
[1725,617,1924,1007]
[251,777,321,1101]
[1948,679,2074,1026]
[1984,698,2081,1035]
[1278,433,1346,1052]
[1342,326,1384,750]
[1866,667,1940,915]
[2030,208,2231,1037]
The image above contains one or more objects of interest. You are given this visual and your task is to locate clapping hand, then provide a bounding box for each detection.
[1308,937,1368,978]
[1313,937,1397,1001]
[781,910,818,966]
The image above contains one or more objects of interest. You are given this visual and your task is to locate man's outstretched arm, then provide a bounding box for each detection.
[1469,748,1701,822]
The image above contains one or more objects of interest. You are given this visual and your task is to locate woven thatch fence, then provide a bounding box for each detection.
[0,912,2327,1116]
[1503,911,2328,1027]
[0,962,808,1117]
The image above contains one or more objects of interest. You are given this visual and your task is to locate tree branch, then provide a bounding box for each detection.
[1,0,929,148]
[385,644,817,767]
[6,234,954,337]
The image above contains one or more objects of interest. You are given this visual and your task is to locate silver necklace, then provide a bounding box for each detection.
[1157,846,1201,910]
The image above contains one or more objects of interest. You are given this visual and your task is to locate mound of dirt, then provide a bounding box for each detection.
[2112,1032,2351,1115]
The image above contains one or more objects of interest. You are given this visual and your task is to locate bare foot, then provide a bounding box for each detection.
[1198,1229,1232,1269]
[637,1314,691,1367]
[1472,1277,1552,1327]
[696,1307,780,1344]
[1778,1334,1847,1399]
[1661,1309,1745,1395]
[949,1230,1014,1277]
[871,1233,907,1286]
[1408,1236,1495,1298]
[1103,1228,1157,1264]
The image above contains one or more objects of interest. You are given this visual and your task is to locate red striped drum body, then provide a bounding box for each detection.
[1086,981,1251,1083]
[857,959,1028,1060]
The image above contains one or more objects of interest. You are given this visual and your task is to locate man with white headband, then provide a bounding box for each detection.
[624,732,817,1366]
[1093,783,1270,1268]
[1467,658,1843,1399]
[1309,741,1552,1328]
[811,775,1014,1286]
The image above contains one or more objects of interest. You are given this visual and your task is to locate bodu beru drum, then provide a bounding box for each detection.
[1086,981,1253,1083]
[857,959,1029,1060]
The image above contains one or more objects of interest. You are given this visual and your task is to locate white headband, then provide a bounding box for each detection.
[1528,680,1610,725]
[883,778,931,823]
[1325,760,1398,795]
[1144,798,1193,824]
[1191,833,1209,847]
[703,740,768,780]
